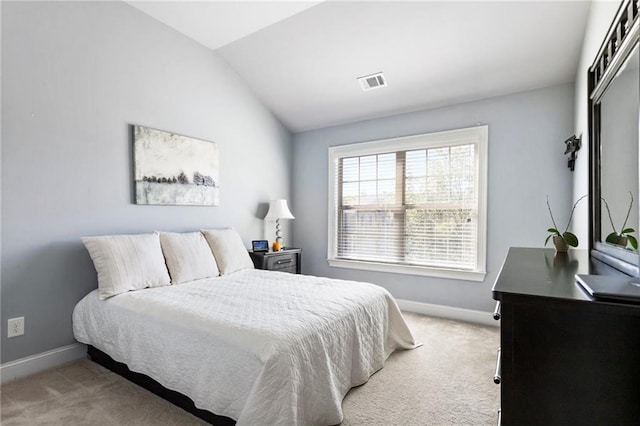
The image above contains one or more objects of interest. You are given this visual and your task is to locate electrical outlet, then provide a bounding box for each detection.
[8,317,24,338]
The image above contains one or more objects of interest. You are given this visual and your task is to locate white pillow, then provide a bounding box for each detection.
[82,233,171,299]
[158,231,220,284]
[201,228,254,275]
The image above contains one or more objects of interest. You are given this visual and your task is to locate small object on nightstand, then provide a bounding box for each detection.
[252,240,269,252]
[272,241,281,251]
[249,248,302,274]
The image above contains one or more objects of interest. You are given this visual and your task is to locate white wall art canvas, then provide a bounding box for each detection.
[134,125,219,206]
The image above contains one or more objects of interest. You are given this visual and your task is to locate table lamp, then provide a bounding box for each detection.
[264,199,295,250]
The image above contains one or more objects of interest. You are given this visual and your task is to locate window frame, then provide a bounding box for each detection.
[327,126,488,282]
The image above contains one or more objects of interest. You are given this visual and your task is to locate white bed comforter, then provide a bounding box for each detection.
[73,269,417,425]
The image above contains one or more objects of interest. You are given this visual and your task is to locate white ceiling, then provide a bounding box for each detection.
[127,1,322,50]
[129,1,592,133]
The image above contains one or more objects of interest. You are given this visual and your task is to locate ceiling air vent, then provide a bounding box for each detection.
[357,72,387,91]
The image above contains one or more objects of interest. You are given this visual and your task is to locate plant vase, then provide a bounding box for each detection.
[618,235,628,248]
[552,235,569,253]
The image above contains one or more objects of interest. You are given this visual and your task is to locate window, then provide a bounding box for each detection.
[327,126,487,281]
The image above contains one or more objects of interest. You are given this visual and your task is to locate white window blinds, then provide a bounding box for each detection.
[328,126,487,280]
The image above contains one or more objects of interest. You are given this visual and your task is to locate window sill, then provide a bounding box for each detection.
[327,258,486,282]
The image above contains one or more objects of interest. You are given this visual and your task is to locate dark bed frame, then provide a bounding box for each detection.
[87,346,236,425]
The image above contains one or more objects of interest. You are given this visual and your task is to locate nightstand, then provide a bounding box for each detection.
[249,248,301,274]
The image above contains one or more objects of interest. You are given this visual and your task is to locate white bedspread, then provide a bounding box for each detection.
[73,269,417,425]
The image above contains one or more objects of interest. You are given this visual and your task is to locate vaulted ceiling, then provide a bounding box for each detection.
[128,1,591,132]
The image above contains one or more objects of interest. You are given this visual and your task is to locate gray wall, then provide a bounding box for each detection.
[292,83,575,312]
[1,2,292,363]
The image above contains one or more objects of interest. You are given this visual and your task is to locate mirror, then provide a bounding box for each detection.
[589,0,639,277]
[599,45,639,250]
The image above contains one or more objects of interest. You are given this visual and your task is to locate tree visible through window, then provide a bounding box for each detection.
[328,126,487,279]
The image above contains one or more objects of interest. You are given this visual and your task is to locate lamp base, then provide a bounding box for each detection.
[275,219,284,246]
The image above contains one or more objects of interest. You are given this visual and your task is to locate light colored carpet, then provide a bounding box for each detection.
[1,312,500,425]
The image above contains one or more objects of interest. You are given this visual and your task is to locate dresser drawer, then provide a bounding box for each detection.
[266,253,297,272]
[249,249,301,274]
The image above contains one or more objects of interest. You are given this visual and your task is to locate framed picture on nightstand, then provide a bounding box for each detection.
[252,240,269,252]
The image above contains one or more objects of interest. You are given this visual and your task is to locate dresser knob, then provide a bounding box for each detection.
[494,348,502,384]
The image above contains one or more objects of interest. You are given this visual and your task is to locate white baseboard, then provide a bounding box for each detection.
[396,299,498,327]
[1,343,87,385]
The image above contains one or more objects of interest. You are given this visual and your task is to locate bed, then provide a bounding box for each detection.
[74,229,418,424]
[73,267,417,425]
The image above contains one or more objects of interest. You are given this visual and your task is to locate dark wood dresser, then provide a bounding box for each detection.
[249,248,301,274]
[492,247,640,425]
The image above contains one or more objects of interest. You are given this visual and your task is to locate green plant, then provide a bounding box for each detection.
[545,195,587,248]
[602,192,637,249]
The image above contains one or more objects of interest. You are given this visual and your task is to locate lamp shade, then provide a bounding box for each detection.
[264,199,295,220]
